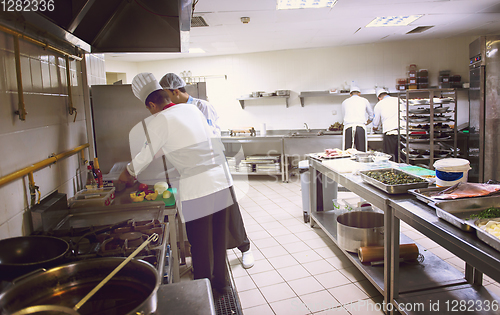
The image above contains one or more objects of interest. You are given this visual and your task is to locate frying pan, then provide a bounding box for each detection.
[0,236,69,281]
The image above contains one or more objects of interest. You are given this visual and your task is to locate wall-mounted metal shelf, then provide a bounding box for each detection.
[237,95,290,109]
[299,89,399,106]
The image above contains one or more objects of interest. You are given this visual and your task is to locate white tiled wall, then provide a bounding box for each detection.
[0,31,105,239]
[106,36,475,131]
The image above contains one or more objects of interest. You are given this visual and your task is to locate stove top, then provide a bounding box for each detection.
[30,202,168,283]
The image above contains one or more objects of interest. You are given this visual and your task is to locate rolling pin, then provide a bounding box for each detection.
[358,243,419,263]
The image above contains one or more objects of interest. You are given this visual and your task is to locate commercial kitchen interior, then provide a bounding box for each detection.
[2,0,500,314]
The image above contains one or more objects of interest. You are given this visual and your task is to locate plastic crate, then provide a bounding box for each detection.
[333,198,372,212]
[68,187,116,208]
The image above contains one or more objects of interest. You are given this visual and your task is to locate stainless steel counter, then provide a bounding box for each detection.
[307,156,500,315]
[222,131,382,182]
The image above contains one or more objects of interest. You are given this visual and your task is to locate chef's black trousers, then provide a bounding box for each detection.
[226,186,250,253]
[344,126,366,151]
[383,134,399,162]
[186,206,229,290]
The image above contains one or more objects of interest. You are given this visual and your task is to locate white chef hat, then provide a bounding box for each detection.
[159,73,186,90]
[132,73,163,105]
[350,85,361,93]
[376,87,389,98]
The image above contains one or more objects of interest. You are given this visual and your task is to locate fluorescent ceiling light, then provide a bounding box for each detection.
[366,15,423,27]
[277,0,338,10]
[189,48,206,54]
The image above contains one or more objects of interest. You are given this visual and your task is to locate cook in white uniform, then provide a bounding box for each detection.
[159,72,254,269]
[119,73,239,293]
[341,86,373,151]
[160,73,221,136]
[372,88,401,161]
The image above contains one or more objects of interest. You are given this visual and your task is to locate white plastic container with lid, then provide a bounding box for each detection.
[433,158,471,187]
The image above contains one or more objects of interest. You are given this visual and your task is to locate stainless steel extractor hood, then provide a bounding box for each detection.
[0,0,192,53]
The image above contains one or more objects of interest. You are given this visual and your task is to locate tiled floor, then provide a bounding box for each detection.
[182,175,500,314]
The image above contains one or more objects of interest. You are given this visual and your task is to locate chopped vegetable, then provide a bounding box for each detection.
[163,190,172,199]
[130,191,146,202]
[145,190,159,201]
[469,207,500,220]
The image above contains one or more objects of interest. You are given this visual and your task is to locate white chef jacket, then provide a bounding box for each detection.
[126,104,233,207]
[372,96,401,134]
[187,96,221,137]
[341,95,373,126]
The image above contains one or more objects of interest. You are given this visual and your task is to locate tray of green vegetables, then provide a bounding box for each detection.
[359,168,429,194]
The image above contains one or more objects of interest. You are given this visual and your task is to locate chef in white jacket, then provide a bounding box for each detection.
[159,72,254,269]
[341,86,373,151]
[118,72,240,294]
[372,88,401,161]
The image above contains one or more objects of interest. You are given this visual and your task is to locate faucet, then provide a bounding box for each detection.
[304,123,310,132]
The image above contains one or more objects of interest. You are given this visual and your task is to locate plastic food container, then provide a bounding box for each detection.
[68,187,116,208]
[433,158,471,187]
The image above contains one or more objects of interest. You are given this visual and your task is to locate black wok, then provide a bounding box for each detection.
[0,236,69,281]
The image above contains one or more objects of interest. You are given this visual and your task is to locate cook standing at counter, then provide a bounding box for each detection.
[160,73,221,137]
[372,88,400,161]
[159,72,254,270]
[341,86,373,151]
[118,72,239,294]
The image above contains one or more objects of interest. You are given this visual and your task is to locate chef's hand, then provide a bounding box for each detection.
[118,169,136,187]
[366,119,373,125]
[372,126,379,131]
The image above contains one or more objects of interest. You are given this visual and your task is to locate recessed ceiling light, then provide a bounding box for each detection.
[189,48,205,54]
[277,0,338,10]
[366,15,423,27]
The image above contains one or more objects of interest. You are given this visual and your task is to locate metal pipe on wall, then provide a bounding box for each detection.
[0,24,83,61]
[13,36,27,121]
[0,143,90,188]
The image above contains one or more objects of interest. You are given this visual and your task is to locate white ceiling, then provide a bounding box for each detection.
[105,0,500,62]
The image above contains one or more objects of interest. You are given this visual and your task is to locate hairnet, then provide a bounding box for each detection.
[159,73,186,90]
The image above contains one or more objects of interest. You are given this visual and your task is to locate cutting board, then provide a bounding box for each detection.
[136,188,177,207]
[398,165,436,178]
[322,159,363,173]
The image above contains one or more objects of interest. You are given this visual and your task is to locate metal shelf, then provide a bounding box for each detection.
[237,95,289,109]
[398,89,459,168]
[311,211,466,296]
[299,89,399,106]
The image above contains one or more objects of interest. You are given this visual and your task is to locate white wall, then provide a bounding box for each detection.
[104,59,139,85]
[0,30,105,238]
[109,36,475,131]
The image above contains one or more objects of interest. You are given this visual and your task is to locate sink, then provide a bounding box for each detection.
[287,129,322,137]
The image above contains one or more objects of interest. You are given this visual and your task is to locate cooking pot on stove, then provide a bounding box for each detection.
[0,257,159,315]
[0,236,69,282]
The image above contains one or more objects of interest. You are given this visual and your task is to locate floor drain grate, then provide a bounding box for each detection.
[214,286,241,315]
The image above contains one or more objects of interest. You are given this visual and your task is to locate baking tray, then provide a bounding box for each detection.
[429,195,500,232]
[471,218,500,252]
[359,168,429,194]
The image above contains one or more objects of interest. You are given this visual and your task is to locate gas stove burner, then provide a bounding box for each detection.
[119,232,146,247]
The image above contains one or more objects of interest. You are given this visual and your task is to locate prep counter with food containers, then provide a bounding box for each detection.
[307,151,500,314]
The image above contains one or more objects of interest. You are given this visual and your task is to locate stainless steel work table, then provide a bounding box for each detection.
[307,156,500,314]
[389,197,500,314]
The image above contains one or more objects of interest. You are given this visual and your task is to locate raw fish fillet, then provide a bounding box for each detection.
[430,182,500,200]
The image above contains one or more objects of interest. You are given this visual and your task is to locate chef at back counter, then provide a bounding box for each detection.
[341,86,373,151]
